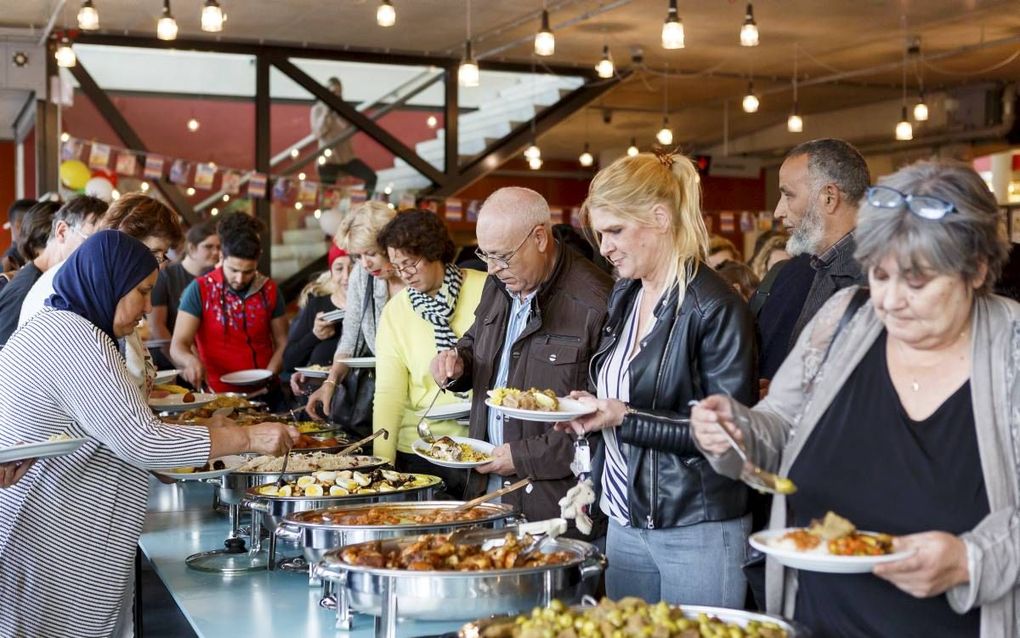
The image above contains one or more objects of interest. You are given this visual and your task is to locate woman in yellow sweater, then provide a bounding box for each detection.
[373,210,486,497]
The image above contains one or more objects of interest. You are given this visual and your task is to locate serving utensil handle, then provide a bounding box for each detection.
[337,428,389,456]
[452,477,531,513]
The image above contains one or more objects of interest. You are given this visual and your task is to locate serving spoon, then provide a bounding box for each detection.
[450,477,532,514]
[416,377,455,444]
[336,428,389,456]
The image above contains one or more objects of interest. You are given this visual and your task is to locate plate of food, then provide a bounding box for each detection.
[148,392,217,412]
[412,435,494,469]
[235,452,385,474]
[156,455,248,480]
[750,511,912,574]
[0,434,88,464]
[336,357,375,369]
[320,309,345,323]
[255,469,439,498]
[484,387,595,423]
[153,369,179,385]
[294,364,331,379]
[419,400,472,421]
[220,369,274,386]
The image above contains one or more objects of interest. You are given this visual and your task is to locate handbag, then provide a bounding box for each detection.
[742,287,870,610]
[327,276,376,439]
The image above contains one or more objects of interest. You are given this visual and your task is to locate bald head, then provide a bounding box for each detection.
[476,187,556,297]
[477,187,551,239]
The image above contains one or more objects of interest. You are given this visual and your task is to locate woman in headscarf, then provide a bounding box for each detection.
[0,231,296,638]
[372,210,485,497]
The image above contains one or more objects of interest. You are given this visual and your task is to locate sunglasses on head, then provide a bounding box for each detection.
[865,185,957,220]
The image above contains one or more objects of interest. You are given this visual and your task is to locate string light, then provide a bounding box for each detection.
[60,132,70,143]
[55,37,76,68]
[524,144,541,161]
[426,115,438,128]
[222,194,230,202]
[77,1,99,30]
[317,156,326,165]
[140,182,150,192]
[376,0,396,27]
[186,118,200,132]
[210,207,219,215]
[201,0,224,33]
[535,7,555,56]
[323,148,333,157]
[742,81,759,113]
[579,143,594,167]
[595,45,615,79]
[314,209,322,219]
[186,187,196,196]
[459,0,480,87]
[528,157,543,170]
[290,148,300,159]
[661,0,684,50]
[157,0,179,41]
[295,202,304,210]
[740,3,759,47]
[298,172,306,181]
[627,138,639,157]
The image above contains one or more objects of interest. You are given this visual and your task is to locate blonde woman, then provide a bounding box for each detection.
[558,153,757,607]
[303,202,405,425]
[748,230,791,280]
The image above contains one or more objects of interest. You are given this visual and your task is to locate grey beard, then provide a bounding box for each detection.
[786,208,825,256]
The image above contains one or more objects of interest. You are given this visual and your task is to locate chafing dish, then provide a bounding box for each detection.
[275,500,517,568]
[312,526,605,637]
[213,455,387,505]
[458,599,805,637]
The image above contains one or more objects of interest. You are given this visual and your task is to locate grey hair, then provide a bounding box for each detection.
[854,159,1008,294]
[788,138,870,205]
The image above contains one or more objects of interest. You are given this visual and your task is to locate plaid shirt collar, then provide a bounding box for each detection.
[810,231,855,271]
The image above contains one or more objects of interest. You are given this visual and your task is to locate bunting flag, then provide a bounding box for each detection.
[143,154,165,180]
[444,198,462,222]
[719,211,736,233]
[398,193,416,210]
[465,200,480,222]
[550,206,563,224]
[298,181,319,206]
[272,178,291,202]
[322,188,341,210]
[194,162,217,190]
[222,170,241,195]
[569,207,582,228]
[115,152,138,176]
[349,189,368,205]
[61,139,82,161]
[248,172,268,199]
[88,143,111,169]
[169,159,190,185]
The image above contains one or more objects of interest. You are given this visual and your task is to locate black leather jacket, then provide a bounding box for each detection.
[590,266,756,529]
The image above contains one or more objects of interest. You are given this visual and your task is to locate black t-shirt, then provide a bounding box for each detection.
[788,330,986,638]
[152,262,202,334]
[282,294,343,372]
[0,262,43,347]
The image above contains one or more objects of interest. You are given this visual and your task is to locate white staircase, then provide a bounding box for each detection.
[272,215,329,282]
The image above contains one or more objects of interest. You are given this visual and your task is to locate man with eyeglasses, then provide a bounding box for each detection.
[430,187,612,539]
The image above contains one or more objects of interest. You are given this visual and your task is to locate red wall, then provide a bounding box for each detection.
[0,141,15,256]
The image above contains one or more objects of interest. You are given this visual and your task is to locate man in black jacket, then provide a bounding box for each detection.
[431,187,612,538]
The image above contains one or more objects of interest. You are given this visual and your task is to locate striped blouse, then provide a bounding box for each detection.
[596,289,655,526]
[0,309,211,638]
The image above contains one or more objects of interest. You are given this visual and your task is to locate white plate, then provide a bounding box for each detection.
[337,357,375,369]
[750,529,914,574]
[294,365,331,379]
[320,310,345,323]
[0,438,88,464]
[411,436,494,469]
[156,455,247,480]
[220,369,274,386]
[420,401,472,420]
[148,393,217,413]
[154,369,179,385]
[484,397,595,423]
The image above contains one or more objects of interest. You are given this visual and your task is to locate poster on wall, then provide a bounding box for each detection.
[143,155,165,180]
[248,172,267,199]
[169,159,190,185]
[88,143,111,169]
[221,171,241,195]
[115,152,138,176]
[194,163,217,190]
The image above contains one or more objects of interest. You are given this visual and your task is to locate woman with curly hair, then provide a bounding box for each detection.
[372,210,486,496]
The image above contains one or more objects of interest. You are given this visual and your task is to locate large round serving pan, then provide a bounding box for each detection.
[277,501,517,564]
[458,601,806,637]
[244,473,441,532]
[213,454,387,505]
[313,531,605,621]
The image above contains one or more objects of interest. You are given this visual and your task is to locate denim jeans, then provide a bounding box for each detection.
[606,515,751,607]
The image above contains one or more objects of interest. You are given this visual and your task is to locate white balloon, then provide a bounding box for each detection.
[319,209,344,237]
[84,176,115,202]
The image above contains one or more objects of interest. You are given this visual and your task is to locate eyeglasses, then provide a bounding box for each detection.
[865,186,957,220]
[151,251,170,266]
[392,255,423,277]
[475,225,540,271]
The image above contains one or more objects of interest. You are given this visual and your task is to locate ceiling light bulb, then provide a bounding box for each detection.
[157,0,179,40]
[895,106,913,141]
[384,183,393,194]
[298,172,306,181]
[595,45,615,79]
[187,187,196,196]
[377,0,396,27]
[459,40,480,87]
[317,156,327,165]
[528,157,543,170]
[77,1,99,30]
[111,189,121,201]
[210,207,219,215]
[627,138,639,157]
[290,148,300,158]
[579,144,594,167]
[186,118,200,132]
[524,144,541,160]
[55,38,76,68]
[426,115,438,128]
[323,148,333,157]
[140,182,150,192]
[201,0,224,32]
[740,3,759,47]
[913,99,929,122]
[656,119,674,146]
[60,132,70,143]
[314,209,322,219]
[222,194,230,202]
[661,1,684,50]
[534,9,555,56]
[295,202,304,210]
[742,83,759,113]
[787,104,803,132]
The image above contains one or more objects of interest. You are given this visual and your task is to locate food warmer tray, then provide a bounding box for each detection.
[312,527,605,638]
[275,500,517,570]
[211,455,387,505]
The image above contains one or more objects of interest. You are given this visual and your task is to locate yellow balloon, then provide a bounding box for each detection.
[59,160,91,190]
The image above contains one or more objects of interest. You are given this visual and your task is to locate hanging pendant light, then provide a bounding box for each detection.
[157,0,179,40]
[895,106,913,140]
[535,8,555,56]
[626,137,639,157]
[595,45,615,79]
[914,92,929,122]
[742,81,759,113]
[528,156,543,170]
[377,0,396,27]
[524,143,541,161]
[579,143,594,167]
[740,3,759,47]
[459,0,479,87]
[656,118,674,146]
[661,0,684,50]
[55,37,76,68]
[201,0,224,32]
[787,105,803,133]
[77,1,99,30]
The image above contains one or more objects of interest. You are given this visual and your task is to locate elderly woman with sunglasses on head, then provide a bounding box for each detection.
[691,159,1020,638]
[372,210,485,497]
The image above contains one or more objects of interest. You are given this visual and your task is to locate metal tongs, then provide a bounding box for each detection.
[416,377,455,444]
[688,400,796,496]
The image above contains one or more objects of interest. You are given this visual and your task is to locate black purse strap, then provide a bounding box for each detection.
[821,287,870,365]
[352,273,375,358]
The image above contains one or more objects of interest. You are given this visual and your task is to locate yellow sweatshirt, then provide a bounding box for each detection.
[372,268,486,462]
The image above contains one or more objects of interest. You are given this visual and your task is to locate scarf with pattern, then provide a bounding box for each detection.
[406,264,463,351]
